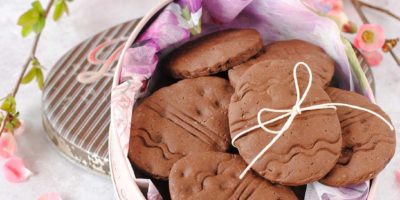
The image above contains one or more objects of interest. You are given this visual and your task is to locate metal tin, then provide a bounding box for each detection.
[42,19,139,175]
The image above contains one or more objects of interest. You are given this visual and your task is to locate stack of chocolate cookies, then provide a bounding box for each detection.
[128,29,396,200]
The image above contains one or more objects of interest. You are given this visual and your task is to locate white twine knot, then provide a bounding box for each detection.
[231,62,394,179]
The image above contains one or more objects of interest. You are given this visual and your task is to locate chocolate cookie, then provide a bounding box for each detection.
[228,40,335,88]
[129,77,233,179]
[168,29,263,79]
[169,152,298,200]
[320,87,396,186]
[229,61,342,186]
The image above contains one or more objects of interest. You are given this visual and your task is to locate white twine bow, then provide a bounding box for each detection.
[231,62,394,179]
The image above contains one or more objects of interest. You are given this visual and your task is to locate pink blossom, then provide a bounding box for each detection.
[396,170,400,184]
[37,192,62,200]
[2,156,32,183]
[0,132,17,159]
[362,50,383,66]
[354,24,385,52]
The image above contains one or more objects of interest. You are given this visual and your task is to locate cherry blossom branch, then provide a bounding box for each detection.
[358,0,400,21]
[351,0,400,66]
[0,0,55,136]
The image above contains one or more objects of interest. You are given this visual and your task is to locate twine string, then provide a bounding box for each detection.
[231,62,394,179]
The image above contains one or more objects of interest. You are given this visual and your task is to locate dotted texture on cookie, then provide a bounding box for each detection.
[129,77,233,179]
[168,29,263,79]
[320,87,396,186]
[169,152,298,200]
[229,62,342,186]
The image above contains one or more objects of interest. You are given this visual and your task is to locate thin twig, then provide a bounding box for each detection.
[351,0,400,66]
[351,0,369,23]
[0,0,55,135]
[359,0,400,21]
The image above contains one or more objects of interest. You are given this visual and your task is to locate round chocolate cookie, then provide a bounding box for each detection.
[168,29,263,79]
[263,40,334,88]
[229,61,342,186]
[320,87,396,186]
[169,152,298,200]
[129,77,233,179]
[228,40,335,88]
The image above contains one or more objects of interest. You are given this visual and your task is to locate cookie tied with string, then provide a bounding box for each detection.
[320,87,396,186]
[169,152,298,200]
[229,61,342,186]
[129,77,233,179]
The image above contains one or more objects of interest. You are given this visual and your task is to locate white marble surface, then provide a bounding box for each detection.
[0,0,399,199]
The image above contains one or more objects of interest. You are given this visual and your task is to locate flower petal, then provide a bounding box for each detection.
[37,192,62,200]
[3,156,32,183]
[396,170,400,184]
[0,132,17,159]
[361,50,383,66]
[354,24,385,52]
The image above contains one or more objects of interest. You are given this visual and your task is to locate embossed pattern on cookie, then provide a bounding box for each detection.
[169,152,298,200]
[229,62,342,186]
[321,87,396,186]
[129,77,233,179]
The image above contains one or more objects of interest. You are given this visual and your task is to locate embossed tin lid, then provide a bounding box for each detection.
[42,19,139,175]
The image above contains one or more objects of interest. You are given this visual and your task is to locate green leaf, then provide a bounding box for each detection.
[1,96,16,114]
[17,1,45,37]
[53,0,69,21]
[32,17,45,33]
[21,25,33,37]
[32,1,44,12]
[36,67,44,90]
[21,67,37,84]
[17,10,40,27]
